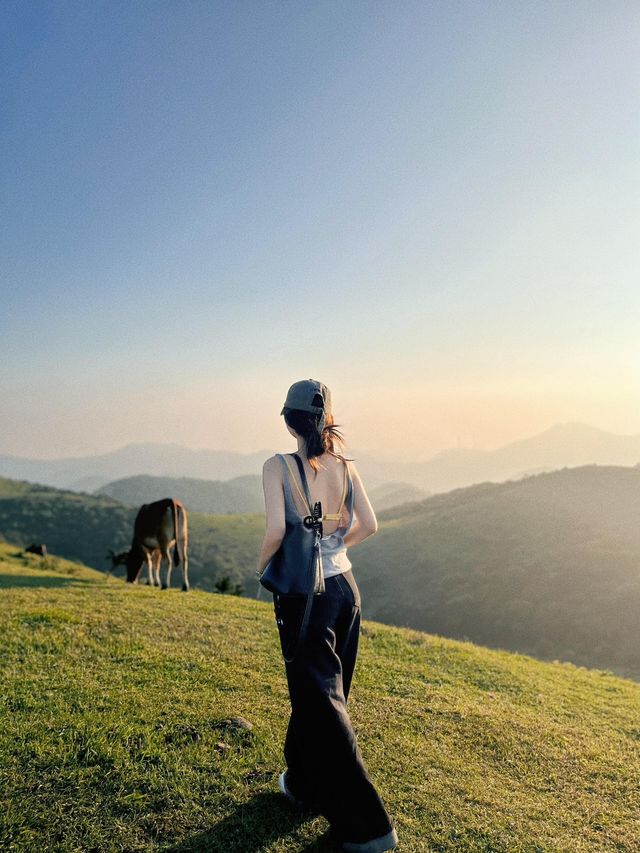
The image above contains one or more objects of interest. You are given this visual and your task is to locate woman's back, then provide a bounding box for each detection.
[280,451,352,537]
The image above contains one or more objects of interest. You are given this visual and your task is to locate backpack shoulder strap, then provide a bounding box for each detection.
[291,453,313,510]
[279,453,311,514]
[275,454,291,501]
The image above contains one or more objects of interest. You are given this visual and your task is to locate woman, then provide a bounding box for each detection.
[256,379,399,852]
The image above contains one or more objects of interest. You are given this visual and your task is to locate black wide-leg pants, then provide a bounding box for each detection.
[273,569,396,844]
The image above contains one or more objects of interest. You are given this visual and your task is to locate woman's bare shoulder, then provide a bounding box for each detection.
[262,454,283,472]
[344,458,365,484]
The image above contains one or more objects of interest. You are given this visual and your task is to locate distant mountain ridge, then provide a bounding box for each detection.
[97,474,264,514]
[355,422,640,492]
[2,422,640,494]
[0,443,273,492]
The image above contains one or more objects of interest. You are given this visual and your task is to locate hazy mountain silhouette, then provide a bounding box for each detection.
[354,422,640,492]
[1,422,639,494]
[0,443,274,491]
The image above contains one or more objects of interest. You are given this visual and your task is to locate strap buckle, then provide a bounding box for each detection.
[303,500,324,537]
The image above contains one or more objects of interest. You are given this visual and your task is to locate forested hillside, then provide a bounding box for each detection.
[0,478,262,592]
[352,464,640,680]
[96,473,264,514]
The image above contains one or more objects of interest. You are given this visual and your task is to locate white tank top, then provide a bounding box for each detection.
[320,530,353,578]
[279,453,355,579]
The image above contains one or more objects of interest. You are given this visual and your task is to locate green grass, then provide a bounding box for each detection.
[1,541,639,852]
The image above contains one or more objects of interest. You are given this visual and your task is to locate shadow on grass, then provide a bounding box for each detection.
[166,791,339,852]
[0,573,99,589]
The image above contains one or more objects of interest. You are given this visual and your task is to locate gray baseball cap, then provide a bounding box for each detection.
[280,379,332,418]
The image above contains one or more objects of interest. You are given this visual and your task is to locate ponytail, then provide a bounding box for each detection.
[282,407,352,473]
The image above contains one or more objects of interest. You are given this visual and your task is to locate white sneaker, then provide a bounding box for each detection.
[278,771,304,808]
[278,770,321,813]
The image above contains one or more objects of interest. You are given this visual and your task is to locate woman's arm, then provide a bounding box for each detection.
[343,461,378,548]
[255,456,287,576]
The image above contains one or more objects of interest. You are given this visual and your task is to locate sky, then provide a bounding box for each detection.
[1,1,639,461]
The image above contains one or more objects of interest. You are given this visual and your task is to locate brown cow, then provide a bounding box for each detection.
[125,498,189,591]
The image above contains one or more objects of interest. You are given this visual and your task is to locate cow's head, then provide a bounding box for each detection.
[125,547,144,583]
[107,549,130,570]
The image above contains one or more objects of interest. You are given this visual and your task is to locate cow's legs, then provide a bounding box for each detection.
[144,550,153,585]
[181,546,190,592]
[152,551,162,587]
[162,547,173,590]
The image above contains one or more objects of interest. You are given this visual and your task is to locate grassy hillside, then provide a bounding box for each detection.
[352,465,640,681]
[3,466,640,679]
[1,542,639,852]
[96,473,264,514]
[0,477,263,592]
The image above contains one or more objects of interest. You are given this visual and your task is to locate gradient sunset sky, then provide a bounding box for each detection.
[2,1,639,461]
